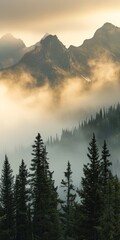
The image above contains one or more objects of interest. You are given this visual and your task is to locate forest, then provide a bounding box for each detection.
[0,132,120,240]
[48,104,120,147]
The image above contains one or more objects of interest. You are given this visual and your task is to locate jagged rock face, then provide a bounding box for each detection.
[18,34,75,85]
[1,23,120,85]
[69,23,120,76]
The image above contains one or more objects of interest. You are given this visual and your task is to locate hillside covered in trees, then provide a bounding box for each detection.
[48,104,120,147]
[47,104,120,176]
[0,133,120,240]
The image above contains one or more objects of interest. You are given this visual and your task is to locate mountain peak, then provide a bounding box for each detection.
[40,34,65,51]
[102,22,116,30]
[41,33,50,41]
[94,22,120,38]
[0,33,26,48]
[1,33,16,41]
[40,34,59,43]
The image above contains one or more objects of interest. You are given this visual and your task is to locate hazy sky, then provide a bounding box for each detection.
[0,0,120,47]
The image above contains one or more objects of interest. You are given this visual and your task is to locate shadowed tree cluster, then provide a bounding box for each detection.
[48,104,120,151]
[0,133,120,240]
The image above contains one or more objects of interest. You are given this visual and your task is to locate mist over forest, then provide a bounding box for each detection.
[0,21,120,240]
[0,23,120,188]
[0,64,120,187]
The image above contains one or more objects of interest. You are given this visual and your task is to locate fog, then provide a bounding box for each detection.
[0,53,120,186]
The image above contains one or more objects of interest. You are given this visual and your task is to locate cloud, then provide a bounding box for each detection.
[0,51,120,151]
[0,0,120,34]
[1,0,120,20]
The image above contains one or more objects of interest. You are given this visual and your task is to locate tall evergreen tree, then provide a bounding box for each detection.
[61,161,76,240]
[0,155,15,240]
[27,203,32,240]
[99,141,115,240]
[99,173,115,240]
[101,140,111,193]
[30,133,44,188]
[30,133,60,240]
[15,160,29,240]
[79,134,102,240]
[113,175,120,240]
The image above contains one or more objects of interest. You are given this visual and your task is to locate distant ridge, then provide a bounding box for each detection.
[1,22,120,85]
[0,34,26,68]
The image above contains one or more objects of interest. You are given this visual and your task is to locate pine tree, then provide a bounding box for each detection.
[113,176,120,240]
[30,133,60,240]
[46,171,60,240]
[30,133,44,188]
[100,175,120,240]
[99,173,115,240]
[79,134,102,240]
[99,141,115,240]
[0,155,15,240]
[15,160,29,240]
[27,203,32,240]
[61,161,76,240]
[101,140,111,193]
[0,203,5,240]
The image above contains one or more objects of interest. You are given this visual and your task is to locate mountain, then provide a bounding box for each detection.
[12,34,80,85]
[0,33,27,69]
[69,22,120,76]
[1,23,120,85]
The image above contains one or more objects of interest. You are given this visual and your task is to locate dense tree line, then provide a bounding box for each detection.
[47,104,120,147]
[0,133,120,240]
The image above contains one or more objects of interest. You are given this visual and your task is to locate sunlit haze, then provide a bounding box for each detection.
[0,1,120,47]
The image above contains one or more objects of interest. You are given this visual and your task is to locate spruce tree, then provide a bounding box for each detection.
[101,140,111,193]
[27,203,32,240]
[0,203,5,240]
[30,133,44,189]
[0,155,15,240]
[99,173,115,240]
[99,141,114,240]
[46,170,60,240]
[100,174,120,240]
[15,160,29,240]
[30,133,60,240]
[79,134,102,240]
[61,161,76,240]
[113,175,120,240]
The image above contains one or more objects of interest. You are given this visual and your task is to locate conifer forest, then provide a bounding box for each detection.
[0,132,120,240]
[0,1,120,239]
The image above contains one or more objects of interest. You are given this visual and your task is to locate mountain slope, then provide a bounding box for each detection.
[69,23,120,76]
[14,34,79,85]
[47,104,120,176]
[1,23,120,85]
[0,34,27,68]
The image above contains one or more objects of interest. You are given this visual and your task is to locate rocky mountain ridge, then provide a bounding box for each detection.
[1,23,120,85]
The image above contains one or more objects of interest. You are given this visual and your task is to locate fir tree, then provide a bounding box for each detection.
[15,160,29,240]
[0,155,15,240]
[99,141,115,240]
[30,133,60,240]
[101,140,111,193]
[61,161,76,240]
[99,173,115,240]
[30,133,44,188]
[113,176,120,240]
[79,134,102,240]
[27,203,32,240]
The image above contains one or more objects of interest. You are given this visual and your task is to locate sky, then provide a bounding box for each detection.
[0,0,120,47]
